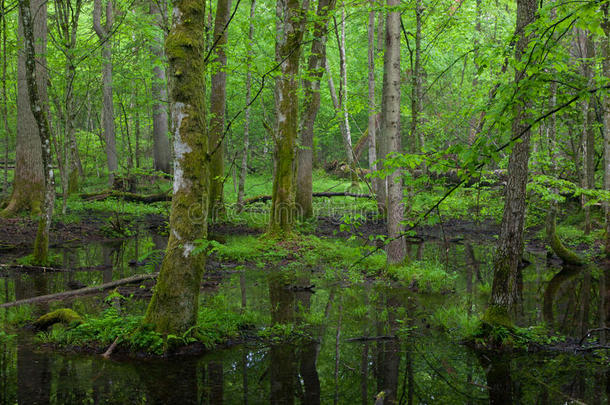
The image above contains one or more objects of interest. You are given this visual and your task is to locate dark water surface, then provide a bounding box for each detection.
[1,231,609,404]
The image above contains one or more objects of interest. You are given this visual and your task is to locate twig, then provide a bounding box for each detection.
[102,336,120,359]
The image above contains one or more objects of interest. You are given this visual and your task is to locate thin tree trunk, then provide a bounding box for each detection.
[144,0,209,335]
[603,3,610,256]
[381,0,406,264]
[468,0,481,145]
[580,30,596,235]
[93,0,118,188]
[295,0,335,218]
[237,0,256,212]
[487,0,537,323]
[2,0,46,216]
[208,0,232,219]
[410,0,423,155]
[326,56,356,186]
[367,2,383,214]
[1,0,9,197]
[269,0,308,235]
[337,3,357,186]
[150,1,171,174]
[18,0,55,265]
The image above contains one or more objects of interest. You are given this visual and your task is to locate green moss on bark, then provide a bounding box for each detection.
[545,209,583,266]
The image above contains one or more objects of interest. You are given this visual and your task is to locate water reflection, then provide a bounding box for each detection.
[0,237,609,404]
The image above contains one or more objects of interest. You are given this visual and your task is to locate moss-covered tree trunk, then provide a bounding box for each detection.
[269,0,307,234]
[2,0,46,217]
[295,0,335,219]
[487,0,537,323]
[603,4,610,256]
[18,0,55,265]
[144,0,208,335]
[208,0,231,220]
[380,0,406,264]
[367,3,383,214]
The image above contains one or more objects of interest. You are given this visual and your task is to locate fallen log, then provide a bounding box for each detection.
[243,191,372,205]
[80,190,171,203]
[0,273,158,308]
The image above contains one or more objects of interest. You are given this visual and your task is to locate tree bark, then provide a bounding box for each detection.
[488,0,537,322]
[236,0,256,212]
[295,0,335,218]
[93,0,118,188]
[367,2,383,214]
[1,0,9,197]
[410,0,423,155]
[150,0,171,174]
[2,0,46,216]
[269,0,308,234]
[18,0,55,265]
[144,0,209,335]
[381,0,406,264]
[326,54,356,186]
[603,3,610,256]
[208,0,232,219]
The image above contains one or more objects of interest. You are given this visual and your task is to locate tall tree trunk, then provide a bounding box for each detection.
[144,0,208,335]
[53,0,83,196]
[337,3,357,186]
[150,1,171,174]
[93,0,118,188]
[295,0,335,218]
[269,0,308,235]
[326,52,356,185]
[367,2,383,214]
[487,0,537,323]
[467,0,482,145]
[2,0,46,216]
[18,0,55,265]
[381,0,406,264]
[579,30,596,235]
[410,0,423,155]
[603,3,610,256]
[237,0,257,212]
[1,0,9,197]
[208,0,232,220]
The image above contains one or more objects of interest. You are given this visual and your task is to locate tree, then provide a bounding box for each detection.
[380,0,406,264]
[268,0,308,234]
[18,0,55,265]
[236,0,256,212]
[367,0,382,213]
[144,0,208,335]
[2,0,46,216]
[486,0,538,323]
[603,2,610,256]
[93,0,118,188]
[295,0,336,218]
[208,0,232,219]
[150,1,171,174]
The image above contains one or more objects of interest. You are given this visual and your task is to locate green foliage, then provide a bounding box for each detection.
[431,305,480,339]
[386,261,456,293]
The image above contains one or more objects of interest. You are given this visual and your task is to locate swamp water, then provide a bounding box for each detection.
[0,230,609,404]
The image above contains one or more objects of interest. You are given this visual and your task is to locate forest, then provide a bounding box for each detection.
[0,0,609,402]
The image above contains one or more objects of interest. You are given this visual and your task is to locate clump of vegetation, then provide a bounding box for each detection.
[387,261,456,293]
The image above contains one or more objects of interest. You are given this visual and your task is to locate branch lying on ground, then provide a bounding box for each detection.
[243,191,372,205]
[0,273,159,308]
[80,190,171,203]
